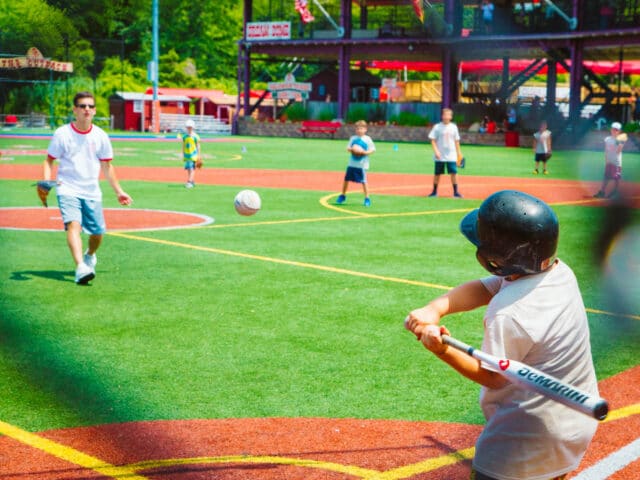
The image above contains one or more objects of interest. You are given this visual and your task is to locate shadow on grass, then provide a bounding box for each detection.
[10,270,75,283]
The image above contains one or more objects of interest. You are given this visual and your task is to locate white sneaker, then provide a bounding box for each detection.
[83,250,97,269]
[185,182,194,189]
[75,262,95,285]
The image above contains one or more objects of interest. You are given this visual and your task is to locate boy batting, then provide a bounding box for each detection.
[405,190,599,480]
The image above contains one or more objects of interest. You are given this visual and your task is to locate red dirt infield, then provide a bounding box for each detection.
[0,366,637,479]
[2,164,639,208]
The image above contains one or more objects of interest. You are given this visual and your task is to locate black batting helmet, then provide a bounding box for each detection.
[460,190,559,276]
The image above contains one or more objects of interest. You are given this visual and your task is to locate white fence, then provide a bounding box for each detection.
[159,114,231,134]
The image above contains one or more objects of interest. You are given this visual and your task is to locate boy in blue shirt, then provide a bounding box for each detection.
[336,120,376,207]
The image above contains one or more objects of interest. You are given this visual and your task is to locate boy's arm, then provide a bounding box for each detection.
[365,141,375,155]
[455,140,463,163]
[100,161,132,205]
[430,139,441,159]
[418,324,509,389]
[43,155,55,181]
[405,279,493,333]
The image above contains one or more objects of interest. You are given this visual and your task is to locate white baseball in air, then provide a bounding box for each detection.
[234,189,261,216]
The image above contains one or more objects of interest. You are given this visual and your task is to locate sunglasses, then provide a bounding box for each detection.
[75,103,95,109]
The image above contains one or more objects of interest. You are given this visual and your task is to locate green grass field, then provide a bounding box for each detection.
[0,133,639,433]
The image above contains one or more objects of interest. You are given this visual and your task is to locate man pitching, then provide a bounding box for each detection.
[40,91,132,284]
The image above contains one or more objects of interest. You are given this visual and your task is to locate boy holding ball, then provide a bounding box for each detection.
[336,120,376,207]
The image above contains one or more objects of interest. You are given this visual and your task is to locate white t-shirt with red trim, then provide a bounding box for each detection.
[47,123,113,201]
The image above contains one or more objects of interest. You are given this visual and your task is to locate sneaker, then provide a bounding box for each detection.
[427,191,437,197]
[593,191,605,198]
[83,250,97,269]
[543,170,549,175]
[454,192,463,198]
[185,182,194,189]
[75,262,95,285]
[533,169,539,175]
[363,197,371,207]
[336,194,346,204]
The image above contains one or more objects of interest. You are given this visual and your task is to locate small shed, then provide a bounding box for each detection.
[109,92,191,131]
[144,87,231,123]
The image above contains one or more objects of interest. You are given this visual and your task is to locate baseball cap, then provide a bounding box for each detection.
[185,119,195,128]
[611,122,622,130]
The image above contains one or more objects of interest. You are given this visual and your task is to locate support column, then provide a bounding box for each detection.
[444,0,461,36]
[242,0,253,119]
[341,0,352,39]
[569,40,583,127]
[441,49,458,108]
[360,3,367,29]
[338,0,352,120]
[338,46,351,120]
[500,57,510,103]
[546,60,557,116]
[234,0,253,134]
[243,46,251,117]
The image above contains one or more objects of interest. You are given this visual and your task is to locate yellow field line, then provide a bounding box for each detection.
[603,402,640,423]
[109,229,638,321]
[108,232,453,291]
[125,455,379,477]
[585,308,640,321]
[0,403,638,478]
[319,192,373,216]
[0,420,150,479]
[363,447,476,480]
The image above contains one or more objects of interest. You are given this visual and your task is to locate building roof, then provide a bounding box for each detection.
[144,87,225,100]
[113,91,191,102]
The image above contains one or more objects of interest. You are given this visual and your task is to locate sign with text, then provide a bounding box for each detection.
[0,47,73,72]
[246,21,291,41]
[268,73,312,100]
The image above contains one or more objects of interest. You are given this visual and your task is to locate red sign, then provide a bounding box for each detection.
[246,22,291,41]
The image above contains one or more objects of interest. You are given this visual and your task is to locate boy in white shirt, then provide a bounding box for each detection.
[40,91,132,284]
[427,108,464,198]
[594,121,626,199]
[532,120,552,174]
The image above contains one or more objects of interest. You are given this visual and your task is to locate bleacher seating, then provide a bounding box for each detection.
[159,114,231,134]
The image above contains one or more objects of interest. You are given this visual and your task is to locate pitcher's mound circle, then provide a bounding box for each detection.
[0,207,214,232]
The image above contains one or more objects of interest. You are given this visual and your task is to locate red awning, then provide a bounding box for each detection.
[364,60,640,75]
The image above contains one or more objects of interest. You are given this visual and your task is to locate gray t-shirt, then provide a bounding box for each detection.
[474,260,599,480]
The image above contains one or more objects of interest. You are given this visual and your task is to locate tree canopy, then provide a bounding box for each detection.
[0,0,244,116]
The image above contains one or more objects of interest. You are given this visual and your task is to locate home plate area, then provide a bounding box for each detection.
[0,207,214,232]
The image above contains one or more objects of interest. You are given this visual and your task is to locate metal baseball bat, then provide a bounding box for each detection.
[442,335,609,421]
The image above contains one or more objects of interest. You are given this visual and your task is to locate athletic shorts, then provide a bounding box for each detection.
[471,470,566,480]
[434,161,457,175]
[535,152,551,162]
[57,195,106,235]
[345,166,366,183]
[604,163,622,180]
[184,160,196,170]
